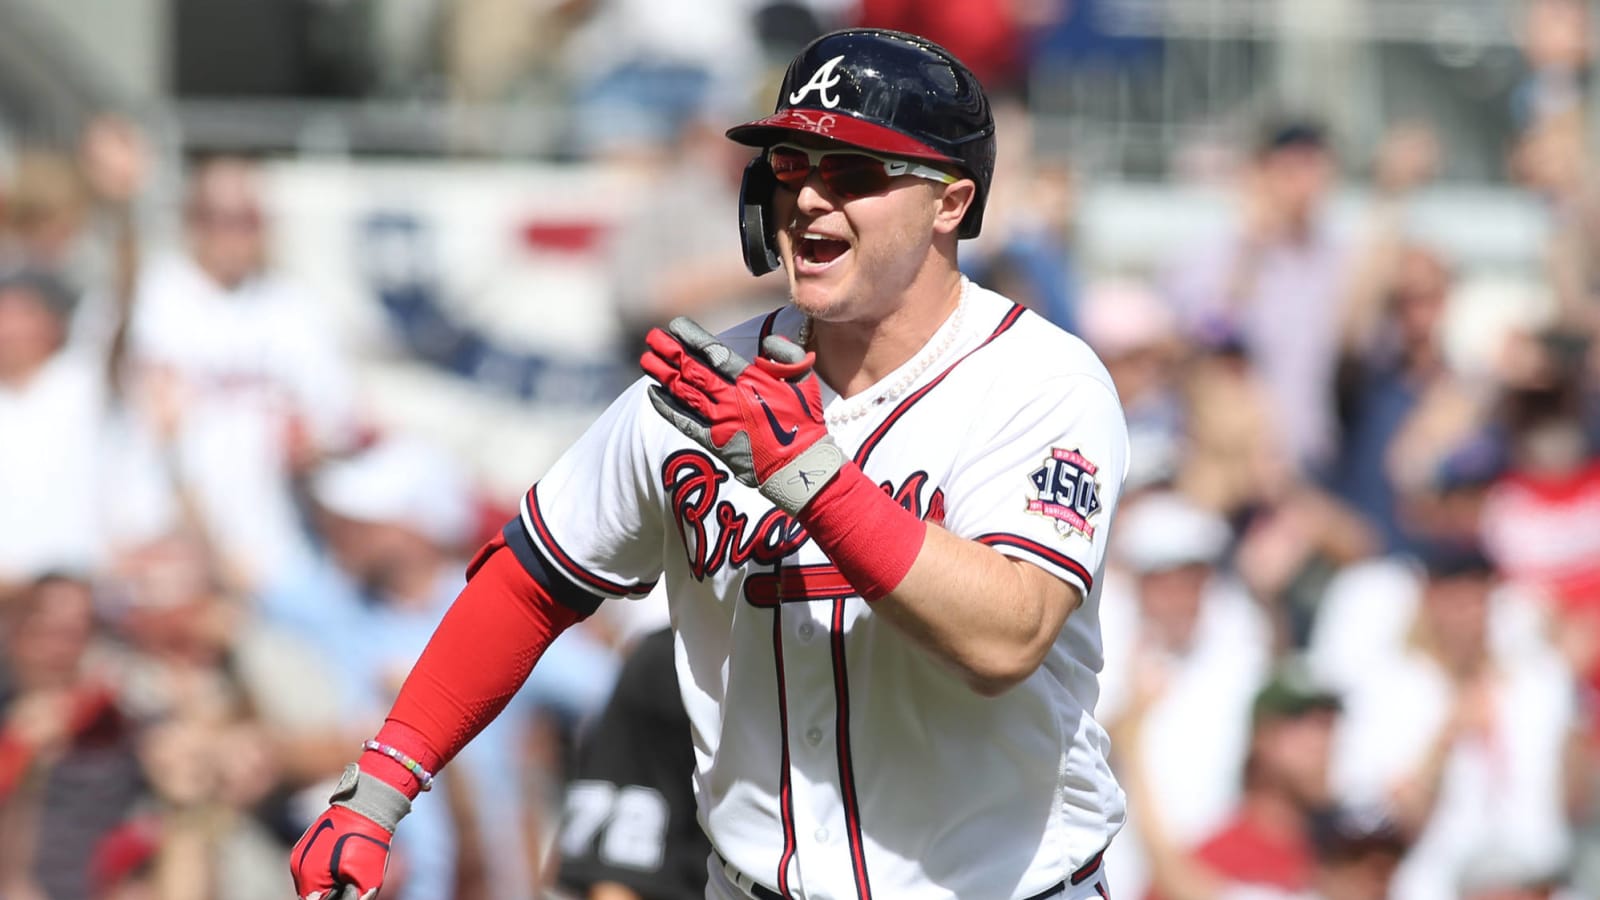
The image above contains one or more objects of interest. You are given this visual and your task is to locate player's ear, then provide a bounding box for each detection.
[932,179,976,236]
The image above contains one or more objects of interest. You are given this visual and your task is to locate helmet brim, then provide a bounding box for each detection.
[726,109,953,165]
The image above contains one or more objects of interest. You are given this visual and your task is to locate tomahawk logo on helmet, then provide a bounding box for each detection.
[727,28,998,275]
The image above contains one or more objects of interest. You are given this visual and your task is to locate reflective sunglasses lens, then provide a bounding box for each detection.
[768,148,812,188]
[819,154,891,198]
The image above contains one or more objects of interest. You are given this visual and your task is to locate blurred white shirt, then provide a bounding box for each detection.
[130,253,359,587]
[0,350,171,580]
[1331,638,1576,900]
[1098,567,1274,900]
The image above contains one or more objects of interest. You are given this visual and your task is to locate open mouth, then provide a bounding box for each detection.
[795,233,851,272]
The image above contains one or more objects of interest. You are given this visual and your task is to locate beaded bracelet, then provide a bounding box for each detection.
[362,740,436,792]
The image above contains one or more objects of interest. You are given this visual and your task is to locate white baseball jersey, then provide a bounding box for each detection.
[516,279,1129,899]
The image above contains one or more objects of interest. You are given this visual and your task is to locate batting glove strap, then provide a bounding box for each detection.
[330,763,412,833]
[759,436,846,516]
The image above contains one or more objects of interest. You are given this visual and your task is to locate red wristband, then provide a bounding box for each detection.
[799,462,927,601]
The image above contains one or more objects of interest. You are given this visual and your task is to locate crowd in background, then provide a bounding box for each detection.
[1,1,1599,899]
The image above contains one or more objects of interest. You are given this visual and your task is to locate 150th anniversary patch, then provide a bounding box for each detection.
[1027,448,1103,538]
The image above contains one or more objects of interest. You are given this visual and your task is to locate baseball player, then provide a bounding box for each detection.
[290,28,1130,900]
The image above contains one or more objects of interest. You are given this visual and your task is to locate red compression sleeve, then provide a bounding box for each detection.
[800,462,928,601]
[359,540,583,797]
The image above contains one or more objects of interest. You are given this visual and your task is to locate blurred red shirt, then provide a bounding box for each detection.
[857,0,1024,91]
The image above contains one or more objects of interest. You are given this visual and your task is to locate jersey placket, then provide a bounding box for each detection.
[775,561,866,900]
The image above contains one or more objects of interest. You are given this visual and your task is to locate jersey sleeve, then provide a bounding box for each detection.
[940,374,1129,598]
[503,378,667,610]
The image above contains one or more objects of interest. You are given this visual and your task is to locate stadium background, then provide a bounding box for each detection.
[0,1,1598,898]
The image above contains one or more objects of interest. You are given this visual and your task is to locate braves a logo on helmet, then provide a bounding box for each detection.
[1027,448,1102,538]
[788,55,846,109]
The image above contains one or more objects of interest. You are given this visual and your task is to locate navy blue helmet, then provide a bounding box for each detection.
[727,29,997,274]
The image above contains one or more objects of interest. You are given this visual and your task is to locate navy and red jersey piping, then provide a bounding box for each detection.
[853,303,1027,467]
[975,533,1094,593]
[830,598,874,900]
[759,308,782,344]
[771,594,799,899]
[518,487,657,599]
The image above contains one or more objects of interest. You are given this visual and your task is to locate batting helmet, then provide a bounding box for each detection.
[727,28,997,275]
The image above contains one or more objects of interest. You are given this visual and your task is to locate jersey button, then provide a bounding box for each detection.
[814,827,830,843]
[805,727,823,745]
[798,623,815,641]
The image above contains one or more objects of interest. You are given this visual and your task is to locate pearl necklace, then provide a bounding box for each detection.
[798,279,970,426]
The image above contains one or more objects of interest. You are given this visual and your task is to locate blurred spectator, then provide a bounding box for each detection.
[963,97,1081,334]
[127,153,362,592]
[1326,122,1455,555]
[855,0,1026,93]
[1179,339,1376,650]
[261,435,621,899]
[0,117,153,359]
[0,267,168,587]
[1077,276,1183,493]
[752,1,846,62]
[1533,112,1600,331]
[1330,543,1580,900]
[96,529,356,900]
[1511,0,1592,134]
[1161,119,1351,472]
[555,627,709,900]
[0,268,100,583]
[1115,660,1348,900]
[0,150,92,284]
[0,574,141,900]
[1308,443,1557,698]
[1099,492,1272,900]
[1474,328,1600,699]
[1298,807,1411,900]
[1177,340,1296,519]
[1330,240,1460,554]
[558,0,762,164]
[602,113,788,354]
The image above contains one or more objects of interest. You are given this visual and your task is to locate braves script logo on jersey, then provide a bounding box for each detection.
[789,55,846,108]
[663,450,944,586]
[1027,447,1102,538]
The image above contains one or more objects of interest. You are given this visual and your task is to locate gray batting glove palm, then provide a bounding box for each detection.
[640,317,845,515]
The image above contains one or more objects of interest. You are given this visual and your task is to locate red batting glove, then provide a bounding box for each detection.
[641,316,926,599]
[641,317,844,513]
[289,765,411,900]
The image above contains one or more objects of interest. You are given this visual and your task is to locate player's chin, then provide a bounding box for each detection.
[785,256,851,312]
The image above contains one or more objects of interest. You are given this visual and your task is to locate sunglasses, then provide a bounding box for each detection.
[766,143,957,199]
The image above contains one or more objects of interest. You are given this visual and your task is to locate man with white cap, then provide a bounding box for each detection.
[1098,491,1273,900]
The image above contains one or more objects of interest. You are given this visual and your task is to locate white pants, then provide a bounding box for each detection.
[703,853,1114,900]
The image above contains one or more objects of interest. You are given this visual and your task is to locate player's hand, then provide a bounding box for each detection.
[641,317,845,515]
[289,765,411,900]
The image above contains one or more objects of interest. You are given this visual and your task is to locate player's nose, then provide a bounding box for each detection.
[794,171,839,217]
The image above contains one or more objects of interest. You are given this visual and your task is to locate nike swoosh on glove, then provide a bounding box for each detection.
[290,765,410,900]
[641,316,845,515]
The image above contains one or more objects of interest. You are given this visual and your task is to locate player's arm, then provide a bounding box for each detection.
[288,535,602,899]
[872,529,1079,695]
[289,381,664,900]
[642,321,1122,697]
